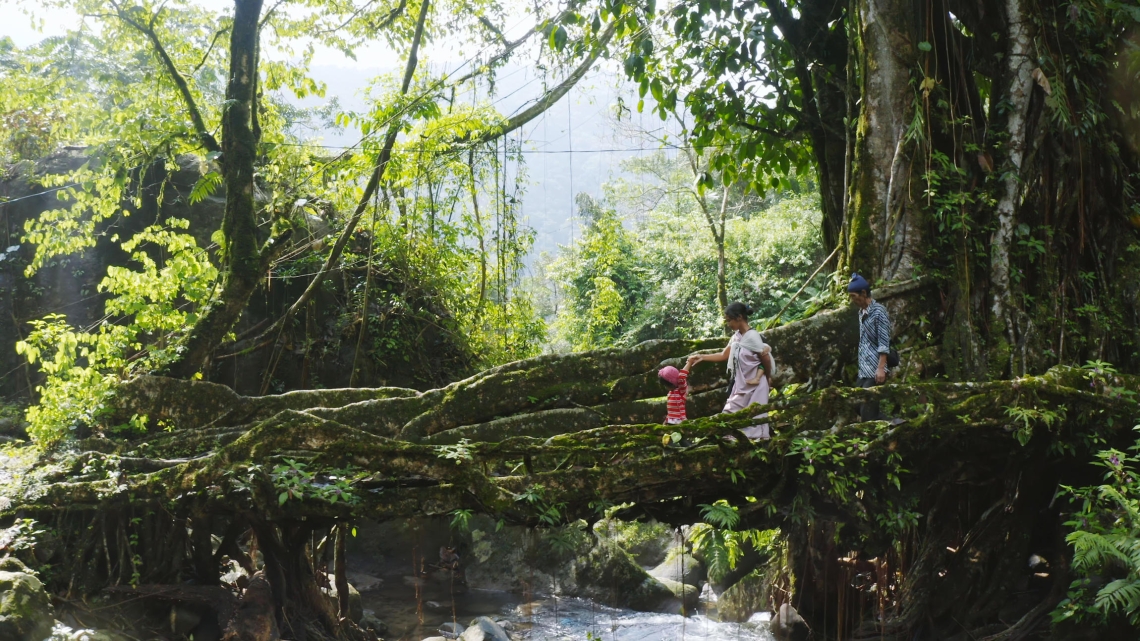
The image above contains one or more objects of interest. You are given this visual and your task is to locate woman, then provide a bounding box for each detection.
[689,302,775,439]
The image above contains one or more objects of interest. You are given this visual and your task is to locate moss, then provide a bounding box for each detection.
[564,538,676,611]
[717,568,774,622]
[597,518,674,566]
[0,569,54,641]
[987,322,1012,380]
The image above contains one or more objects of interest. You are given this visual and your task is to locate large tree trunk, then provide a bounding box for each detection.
[842,0,922,284]
[763,0,850,257]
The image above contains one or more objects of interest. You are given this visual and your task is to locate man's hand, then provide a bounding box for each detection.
[875,367,886,384]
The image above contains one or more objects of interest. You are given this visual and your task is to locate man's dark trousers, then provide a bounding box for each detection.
[857,377,885,422]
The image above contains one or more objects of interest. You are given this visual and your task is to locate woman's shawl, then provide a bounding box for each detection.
[728,329,776,380]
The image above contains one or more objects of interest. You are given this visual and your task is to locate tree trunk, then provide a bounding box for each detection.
[988,0,1037,376]
[842,0,922,285]
[763,0,850,258]
[164,0,275,379]
[716,190,729,316]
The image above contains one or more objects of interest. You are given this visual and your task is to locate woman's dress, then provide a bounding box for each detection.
[723,329,771,439]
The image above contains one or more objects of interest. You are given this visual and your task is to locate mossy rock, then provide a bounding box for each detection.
[565,539,676,611]
[653,577,702,613]
[717,568,773,622]
[0,569,55,641]
[650,547,706,586]
[597,518,674,567]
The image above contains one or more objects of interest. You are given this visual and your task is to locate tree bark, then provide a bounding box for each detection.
[842,0,922,284]
[762,0,850,257]
[989,0,1037,375]
[164,0,284,380]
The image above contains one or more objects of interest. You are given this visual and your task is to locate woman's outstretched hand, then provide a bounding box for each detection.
[686,354,701,368]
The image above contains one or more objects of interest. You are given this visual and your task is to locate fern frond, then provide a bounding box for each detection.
[188,171,222,205]
[1094,578,1140,617]
[1069,531,1133,571]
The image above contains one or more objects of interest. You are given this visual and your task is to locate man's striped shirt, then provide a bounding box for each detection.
[858,301,892,379]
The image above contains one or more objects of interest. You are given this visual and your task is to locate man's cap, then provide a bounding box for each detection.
[847,273,870,292]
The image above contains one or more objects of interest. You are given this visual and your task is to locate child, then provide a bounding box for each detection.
[659,361,692,425]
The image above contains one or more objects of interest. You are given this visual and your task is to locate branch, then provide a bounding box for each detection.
[472,20,618,143]
[191,27,231,74]
[478,15,508,44]
[446,13,560,87]
[109,0,221,153]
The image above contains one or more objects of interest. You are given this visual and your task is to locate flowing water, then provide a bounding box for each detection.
[362,584,775,641]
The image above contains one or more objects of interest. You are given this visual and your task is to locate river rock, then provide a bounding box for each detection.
[565,539,677,611]
[596,518,675,566]
[460,616,510,641]
[717,569,773,622]
[652,578,701,614]
[438,621,465,638]
[648,547,705,586]
[346,571,383,591]
[322,574,363,622]
[360,611,388,636]
[0,565,54,641]
[770,603,810,641]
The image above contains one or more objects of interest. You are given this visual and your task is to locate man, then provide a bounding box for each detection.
[848,273,891,421]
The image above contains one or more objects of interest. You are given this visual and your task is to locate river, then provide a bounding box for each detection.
[363,582,776,641]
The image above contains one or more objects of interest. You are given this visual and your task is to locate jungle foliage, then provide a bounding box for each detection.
[545,153,825,350]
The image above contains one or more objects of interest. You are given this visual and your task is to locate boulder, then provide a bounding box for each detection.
[0,567,54,641]
[359,612,388,636]
[438,621,465,638]
[648,547,705,586]
[596,518,674,566]
[652,578,702,614]
[564,539,676,611]
[717,568,773,622]
[346,571,383,592]
[460,617,510,641]
[770,603,810,641]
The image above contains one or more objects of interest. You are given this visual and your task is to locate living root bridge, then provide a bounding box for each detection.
[19,366,1140,527]
[7,312,1136,639]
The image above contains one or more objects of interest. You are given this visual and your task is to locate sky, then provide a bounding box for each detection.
[0,0,675,255]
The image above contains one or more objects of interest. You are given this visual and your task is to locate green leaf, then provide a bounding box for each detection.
[551,25,568,51]
[278,491,289,505]
[918,41,933,52]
